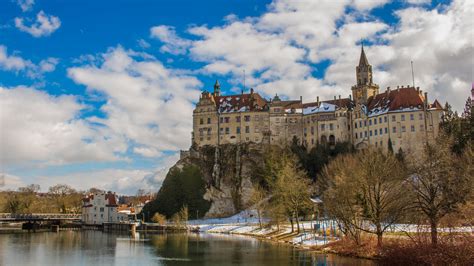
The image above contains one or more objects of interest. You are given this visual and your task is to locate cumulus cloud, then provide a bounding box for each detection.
[0,45,60,78]
[16,0,34,12]
[155,0,471,110]
[150,25,191,55]
[0,45,32,71]
[39,57,59,72]
[68,46,202,155]
[15,10,61,37]
[0,86,126,165]
[0,173,26,191]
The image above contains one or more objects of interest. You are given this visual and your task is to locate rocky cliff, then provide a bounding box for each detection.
[173,143,264,218]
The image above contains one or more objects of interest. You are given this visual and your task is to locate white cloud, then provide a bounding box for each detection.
[133,146,162,158]
[405,0,431,4]
[68,46,202,154]
[0,173,26,191]
[137,39,151,49]
[150,25,191,55]
[39,57,59,72]
[162,0,471,111]
[352,0,390,10]
[15,10,61,37]
[16,0,34,12]
[0,45,32,71]
[0,86,125,165]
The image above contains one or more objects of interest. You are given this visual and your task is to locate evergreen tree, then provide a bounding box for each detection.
[387,138,394,154]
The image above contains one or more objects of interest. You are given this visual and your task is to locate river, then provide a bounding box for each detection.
[0,231,375,265]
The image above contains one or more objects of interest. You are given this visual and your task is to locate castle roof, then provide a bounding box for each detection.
[214,92,268,113]
[366,87,443,116]
[359,45,369,66]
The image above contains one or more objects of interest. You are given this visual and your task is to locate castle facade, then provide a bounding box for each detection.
[192,47,444,153]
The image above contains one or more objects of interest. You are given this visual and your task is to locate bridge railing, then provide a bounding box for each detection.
[0,213,81,219]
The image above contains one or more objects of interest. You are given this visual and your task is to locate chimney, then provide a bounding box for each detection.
[300,96,303,103]
[397,85,399,89]
[407,84,410,88]
[387,87,391,94]
[250,88,254,94]
[334,96,337,100]
[401,85,404,88]
[317,96,320,105]
[338,95,341,100]
[349,94,352,100]
[416,87,419,93]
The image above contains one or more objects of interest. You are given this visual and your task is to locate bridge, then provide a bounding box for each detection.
[0,213,81,222]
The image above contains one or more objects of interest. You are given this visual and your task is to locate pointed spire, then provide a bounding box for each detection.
[213,80,221,96]
[359,44,369,66]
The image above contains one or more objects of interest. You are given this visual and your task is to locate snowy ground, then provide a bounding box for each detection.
[186,210,474,248]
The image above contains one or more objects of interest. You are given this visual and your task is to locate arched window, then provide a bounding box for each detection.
[329,135,336,146]
[321,135,327,144]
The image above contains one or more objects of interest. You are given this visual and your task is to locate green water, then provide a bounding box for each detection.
[0,231,375,265]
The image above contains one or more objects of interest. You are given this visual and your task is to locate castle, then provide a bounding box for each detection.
[192,46,444,153]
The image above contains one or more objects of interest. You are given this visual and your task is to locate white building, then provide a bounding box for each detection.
[81,191,128,224]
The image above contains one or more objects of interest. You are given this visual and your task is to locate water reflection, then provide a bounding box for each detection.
[0,232,375,266]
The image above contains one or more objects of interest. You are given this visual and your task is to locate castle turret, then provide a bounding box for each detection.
[351,45,379,105]
[213,80,221,97]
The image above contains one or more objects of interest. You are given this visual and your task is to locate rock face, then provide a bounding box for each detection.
[175,143,264,218]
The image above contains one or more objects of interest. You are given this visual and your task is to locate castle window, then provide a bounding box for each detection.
[244,115,251,122]
[374,130,377,136]
[207,117,211,124]
[200,118,204,125]
[370,130,373,136]
[207,128,211,135]
[369,120,372,126]
[329,124,334,131]
[364,78,367,84]
[401,126,406,132]
[410,114,414,120]
[224,117,230,123]
[411,125,415,132]
[375,142,378,147]
[384,116,387,123]
[245,126,250,133]
[385,127,388,134]
[392,115,396,122]
[236,116,241,122]
[355,133,358,139]
[364,120,367,126]
[321,124,325,131]
[220,128,224,133]
[220,117,224,123]
[311,127,314,135]
[374,118,377,125]
[359,121,363,128]
[225,127,230,134]
[379,128,383,135]
[364,131,367,137]
[401,115,405,121]
[360,132,363,138]
[379,117,383,123]
[236,127,241,134]
[199,129,204,136]
[354,122,358,129]
[419,113,423,120]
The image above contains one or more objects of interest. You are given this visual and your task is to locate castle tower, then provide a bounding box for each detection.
[213,80,221,97]
[351,45,379,105]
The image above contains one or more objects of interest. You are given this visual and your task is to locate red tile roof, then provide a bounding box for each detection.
[367,87,425,111]
[214,92,268,112]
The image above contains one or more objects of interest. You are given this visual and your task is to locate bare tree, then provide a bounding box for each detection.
[249,184,267,229]
[272,156,313,233]
[407,137,473,247]
[321,149,410,248]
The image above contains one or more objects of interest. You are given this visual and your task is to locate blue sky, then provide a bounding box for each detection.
[0,0,472,194]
